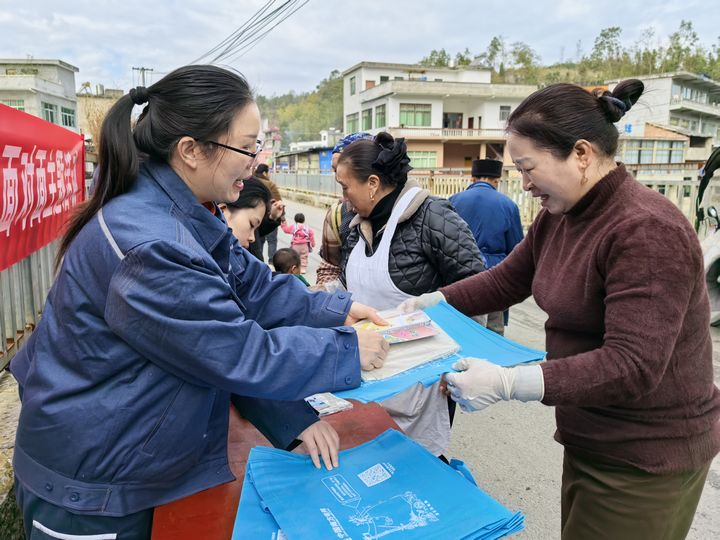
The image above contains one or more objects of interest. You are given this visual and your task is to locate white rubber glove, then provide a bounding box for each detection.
[444,357,544,412]
[397,291,445,313]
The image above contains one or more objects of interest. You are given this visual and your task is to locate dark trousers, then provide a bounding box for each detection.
[486,311,505,335]
[15,479,153,540]
[561,450,710,540]
[260,228,279,263]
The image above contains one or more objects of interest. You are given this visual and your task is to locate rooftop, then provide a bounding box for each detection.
[0,58,79,73]
[606,71,720,95]
[342,61,491,77]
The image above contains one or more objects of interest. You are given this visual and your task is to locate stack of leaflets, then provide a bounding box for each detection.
[338,302,546,403]
[233,429,525,540]
[354,309,460,381]
[353,310,439,344]
[304,393,353,417]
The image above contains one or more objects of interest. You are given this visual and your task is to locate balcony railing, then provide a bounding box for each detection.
[383,127,506,139]
[669,96,720,117]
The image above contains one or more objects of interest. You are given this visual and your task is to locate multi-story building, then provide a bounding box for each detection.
[0,58,79,132]
[342,61,537,168]
[607,71,720,145]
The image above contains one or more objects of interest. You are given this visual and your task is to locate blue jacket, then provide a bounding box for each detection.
[450,182,524,268]
[10,160,361,516]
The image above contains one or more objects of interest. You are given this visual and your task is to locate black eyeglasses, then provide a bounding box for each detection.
[196,139,263,159]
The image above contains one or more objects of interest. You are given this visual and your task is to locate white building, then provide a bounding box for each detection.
[0,58,79,132]
[342,61,537,168]
[607,71,720,145]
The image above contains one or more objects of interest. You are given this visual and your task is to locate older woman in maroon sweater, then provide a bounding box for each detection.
[403,80,720,539]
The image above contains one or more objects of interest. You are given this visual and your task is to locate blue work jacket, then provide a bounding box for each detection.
[10,159,360,516]
[449,181,524,268]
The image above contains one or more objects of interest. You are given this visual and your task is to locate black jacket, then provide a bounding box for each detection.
[340,182,487,296]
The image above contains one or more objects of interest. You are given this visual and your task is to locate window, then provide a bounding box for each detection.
[362,109,372,130]
[394,76,404,81]
[346,112,359,133]
[61,107,76,128]
[380,76,389,83]
[399,103,431,127]
[42,102,57,123]
[655,141,671,163]
[670,141,684,163]
[1,99,25,111]
[499,106,511,121]
[407,151,437,168]
[375,104,386,128]
[349,76,356,95]
[443,112,463,129]
[639,141,654,164]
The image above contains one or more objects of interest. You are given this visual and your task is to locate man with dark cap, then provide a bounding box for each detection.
[449,159,524,334]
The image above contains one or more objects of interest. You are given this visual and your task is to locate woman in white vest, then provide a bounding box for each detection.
[336,132,487,457]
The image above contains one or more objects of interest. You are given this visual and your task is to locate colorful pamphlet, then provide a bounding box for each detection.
[353,310,438,344]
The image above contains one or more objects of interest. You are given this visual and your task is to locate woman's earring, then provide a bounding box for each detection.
[580,169,588,185]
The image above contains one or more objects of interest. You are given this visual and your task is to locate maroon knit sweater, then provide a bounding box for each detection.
[441,164,720,474]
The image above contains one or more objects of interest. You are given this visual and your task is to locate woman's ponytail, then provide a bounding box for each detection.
[55,93,139,269]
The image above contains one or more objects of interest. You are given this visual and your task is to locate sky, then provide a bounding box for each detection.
[1,0,718,96]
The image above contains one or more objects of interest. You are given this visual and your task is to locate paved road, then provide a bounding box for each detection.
[274,197,720,540]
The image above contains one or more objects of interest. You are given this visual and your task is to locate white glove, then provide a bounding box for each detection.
[397,291,445,313]
[444,357,544,412]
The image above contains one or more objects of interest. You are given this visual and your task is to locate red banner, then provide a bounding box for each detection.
[0,104,85,271]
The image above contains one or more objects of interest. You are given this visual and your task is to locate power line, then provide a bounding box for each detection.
[132,66,154,86]
[191,0,309,65]
[194,0,276,64]
[221,1,309,64]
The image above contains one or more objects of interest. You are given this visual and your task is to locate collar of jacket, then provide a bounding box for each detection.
[350,179,430,248]
[468,180,497,191]
[143,159,231,257]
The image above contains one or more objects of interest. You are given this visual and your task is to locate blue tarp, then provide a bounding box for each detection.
[336,302,545,403]
[234,429,524,540]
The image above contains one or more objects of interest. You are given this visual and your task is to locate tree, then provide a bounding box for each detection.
[455,48,473,66]
[662,20,701,72]
[419,48,451,67]
[260,70,343,144]
[590,27,623,67]
[508,42,541,83]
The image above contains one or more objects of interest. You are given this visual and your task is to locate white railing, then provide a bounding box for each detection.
[385,127,506,139]
[272,170,719,231]
[670,96,720,115]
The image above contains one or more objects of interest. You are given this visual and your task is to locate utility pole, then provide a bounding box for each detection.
[132,66,154,86]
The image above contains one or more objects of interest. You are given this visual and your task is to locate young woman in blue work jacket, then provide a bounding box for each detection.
[10,65,389,539]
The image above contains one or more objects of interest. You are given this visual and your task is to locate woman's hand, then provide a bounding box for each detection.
[356,329,390,371]
[397,291,445,313]
[269,200,285,220]
[344,302,388,326]
[444,358,544,412]
[298,420,340,470]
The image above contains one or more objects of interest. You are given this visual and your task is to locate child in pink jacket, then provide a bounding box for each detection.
[280,213,315,273]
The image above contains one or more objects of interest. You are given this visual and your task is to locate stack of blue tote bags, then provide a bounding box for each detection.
[233,429,525,539]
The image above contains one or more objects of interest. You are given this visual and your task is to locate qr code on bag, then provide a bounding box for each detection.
[357,463,392,487]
